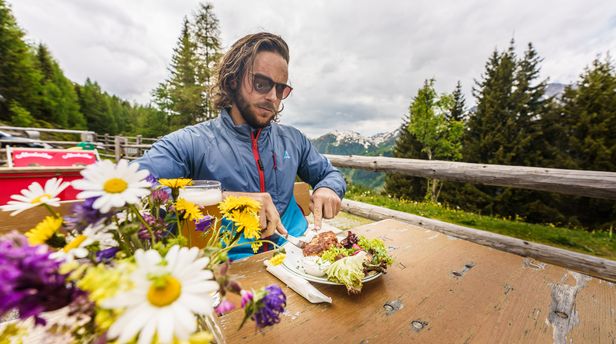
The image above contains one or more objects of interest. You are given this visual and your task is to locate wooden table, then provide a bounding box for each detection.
[219,219,616,344]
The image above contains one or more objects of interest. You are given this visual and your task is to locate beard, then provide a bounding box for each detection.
[233,91,278,128]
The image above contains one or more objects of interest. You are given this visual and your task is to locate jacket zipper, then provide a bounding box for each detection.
[250,129,266,192]
[251,128,269,252]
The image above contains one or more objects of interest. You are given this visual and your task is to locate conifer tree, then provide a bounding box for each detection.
[192,2,222,120]
[448,81,466,122]
[0,0,42,122]
[551,57,616,228]
[384,113,427,200]
[154,18,202,129]
[35,44,85,129]
[76,79,117,134]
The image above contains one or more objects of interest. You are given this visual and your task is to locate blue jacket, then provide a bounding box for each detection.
[136,109,346,259]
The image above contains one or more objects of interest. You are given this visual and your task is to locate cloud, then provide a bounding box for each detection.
[8,0,616,136]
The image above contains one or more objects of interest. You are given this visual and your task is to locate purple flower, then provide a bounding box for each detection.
[64,197,108,232]
[195,215,214,232]
[145,174,158,186]
[96,247,120,263]
[253,285,286,328]
[150,189,169,203]
[215,299,236,315]
[240,290,253,308]
[0,233,82,326]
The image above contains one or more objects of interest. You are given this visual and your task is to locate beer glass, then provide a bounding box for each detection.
[178,180,223,248]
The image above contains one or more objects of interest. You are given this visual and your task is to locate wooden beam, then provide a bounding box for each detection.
[326,155,616,200]
[341,199,616,282]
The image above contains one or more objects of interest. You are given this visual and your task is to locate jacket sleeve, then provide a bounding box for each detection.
[296,132,347,199]
[133,130,192,179]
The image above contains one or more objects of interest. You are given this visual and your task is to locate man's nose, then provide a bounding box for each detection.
[264,86,278,102]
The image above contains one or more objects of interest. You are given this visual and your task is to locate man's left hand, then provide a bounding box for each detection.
[310,188,341,230]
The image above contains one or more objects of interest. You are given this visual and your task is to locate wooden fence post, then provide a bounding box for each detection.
[114,136,126,161]
[136,135,142,157]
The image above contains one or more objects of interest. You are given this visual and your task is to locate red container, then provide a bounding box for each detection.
[0,167,84,205]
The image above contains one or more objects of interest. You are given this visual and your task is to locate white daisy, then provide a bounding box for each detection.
[102,246,219,344]
[72,160,151,213]
[1,178,70,216]
[56,221,119,261]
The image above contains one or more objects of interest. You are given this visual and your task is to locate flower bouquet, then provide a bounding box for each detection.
[0,160,287,343]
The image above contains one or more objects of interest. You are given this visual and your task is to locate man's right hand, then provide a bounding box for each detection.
[222,191,287,238]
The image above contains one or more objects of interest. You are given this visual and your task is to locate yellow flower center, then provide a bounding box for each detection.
[103,178,128,194]
[31,193,52,204]
[147,275,182,307]
[64,235,88,252]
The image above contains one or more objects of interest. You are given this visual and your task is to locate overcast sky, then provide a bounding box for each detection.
[8,0,616,137]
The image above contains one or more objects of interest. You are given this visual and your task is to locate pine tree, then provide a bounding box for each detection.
[154,18,202,129]
[0,0,42,122]
[35,44,85,128]
[76,79,117,134]
[384,113,427,200]
[551,57,616,229]
[192,2,222,120]
[448,81,466,122]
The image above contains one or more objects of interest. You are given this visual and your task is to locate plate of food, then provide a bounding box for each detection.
[281,230,393,294]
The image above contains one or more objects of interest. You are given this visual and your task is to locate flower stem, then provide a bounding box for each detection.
[43,203,60,218]
[130,204,155,247]
[208,239,279,267]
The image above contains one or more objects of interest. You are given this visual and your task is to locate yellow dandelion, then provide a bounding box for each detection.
[159,178,193,189]
[25,216,63,245]
[269,253,286,266]
[218,196,260,216]
[251,241,263,253]
[176,198,204,222]
[227,210,260,239]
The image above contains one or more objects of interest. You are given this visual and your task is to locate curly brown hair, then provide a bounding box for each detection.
[211,32,290,110]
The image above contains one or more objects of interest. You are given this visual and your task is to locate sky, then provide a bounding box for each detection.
[8,0,616,138]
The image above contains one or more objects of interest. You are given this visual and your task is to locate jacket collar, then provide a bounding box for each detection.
[220,108,272,142]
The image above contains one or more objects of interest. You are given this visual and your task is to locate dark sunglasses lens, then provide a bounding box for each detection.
[276,85,292,99]
[253,75,274,94]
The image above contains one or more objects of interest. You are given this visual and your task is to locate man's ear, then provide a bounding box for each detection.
[230,80,237,90]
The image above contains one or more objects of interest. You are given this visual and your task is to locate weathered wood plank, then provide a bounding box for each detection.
[341,199,616,282]
[326,154,616,200]
[219,219,615,343]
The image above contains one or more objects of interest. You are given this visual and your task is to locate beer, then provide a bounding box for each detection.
[178,181,223,248]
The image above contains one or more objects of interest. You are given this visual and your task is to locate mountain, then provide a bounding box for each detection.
[311,130,398,190]
[311,130,397,156]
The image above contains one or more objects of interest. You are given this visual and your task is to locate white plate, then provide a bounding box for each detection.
[280,234,383,285]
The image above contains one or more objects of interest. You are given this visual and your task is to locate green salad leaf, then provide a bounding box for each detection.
[358,236,393,266]
[320,246,353,263]
[325,251,367,294]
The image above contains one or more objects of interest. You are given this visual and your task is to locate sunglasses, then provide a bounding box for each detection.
[251,73,293,100]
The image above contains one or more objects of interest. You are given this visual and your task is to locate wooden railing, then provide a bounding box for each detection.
[326,154,616,200]
[326,154,616,282]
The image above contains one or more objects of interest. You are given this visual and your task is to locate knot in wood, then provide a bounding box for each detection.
[554,310,569,319]
[410,320,429,332]
[383,299,403,315]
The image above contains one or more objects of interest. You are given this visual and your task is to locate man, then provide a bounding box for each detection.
[136,32,346,259]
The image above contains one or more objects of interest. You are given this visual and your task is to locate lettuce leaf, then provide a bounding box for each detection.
[325,251,367,294]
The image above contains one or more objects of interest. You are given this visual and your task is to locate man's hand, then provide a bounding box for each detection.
[310,188,341,230]
[222,191,287,238]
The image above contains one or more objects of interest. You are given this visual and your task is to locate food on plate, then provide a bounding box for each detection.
[325,251,367,294]
[301,231,394,293]
[302,231,340,256]
[302,256,331,277]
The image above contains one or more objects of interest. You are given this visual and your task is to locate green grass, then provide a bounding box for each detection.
[346,187,616,260]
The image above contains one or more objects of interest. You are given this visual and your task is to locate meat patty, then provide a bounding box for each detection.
[302,231,340,256]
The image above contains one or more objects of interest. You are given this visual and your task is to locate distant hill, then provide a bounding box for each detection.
[311,130,398,190]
